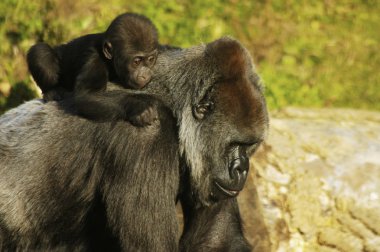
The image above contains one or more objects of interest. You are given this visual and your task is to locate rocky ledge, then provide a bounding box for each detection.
[240,108,380,252]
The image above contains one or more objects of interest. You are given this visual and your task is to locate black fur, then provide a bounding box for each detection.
[0,98,253,251]
[0,98,179,251]
[27,13,159,126]
[1,37,269,251]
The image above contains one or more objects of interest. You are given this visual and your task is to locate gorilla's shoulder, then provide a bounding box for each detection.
[0,98,174,136]
[0,99,52,131]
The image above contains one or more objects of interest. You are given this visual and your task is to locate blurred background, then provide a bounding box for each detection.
[0,0,379,114]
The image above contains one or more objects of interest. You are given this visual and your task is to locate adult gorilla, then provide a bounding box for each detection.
[0,37,268,251]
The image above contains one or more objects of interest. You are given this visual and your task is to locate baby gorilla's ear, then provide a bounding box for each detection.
[205,37,247,79]
[103,41,113,60]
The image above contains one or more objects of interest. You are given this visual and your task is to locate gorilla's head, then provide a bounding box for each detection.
[151,37,268,205]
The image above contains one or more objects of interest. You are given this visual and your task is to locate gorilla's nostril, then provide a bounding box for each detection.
[229,160,239,178]
[229,158,249,181]
[242,170,247,177]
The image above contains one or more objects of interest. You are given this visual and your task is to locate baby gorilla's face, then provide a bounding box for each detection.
[102,40,158,89]
[127,50,157,89]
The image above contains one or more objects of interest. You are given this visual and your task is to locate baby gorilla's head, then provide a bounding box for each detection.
[103,12,159,89]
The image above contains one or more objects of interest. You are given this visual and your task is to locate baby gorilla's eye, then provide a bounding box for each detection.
[147,56,156,66]
[133,57,142,66]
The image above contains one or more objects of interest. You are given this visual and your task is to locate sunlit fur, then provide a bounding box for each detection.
[0,99,180,251]
[26,13,159,124]
[0,37,267,251]
[146,37,269,205]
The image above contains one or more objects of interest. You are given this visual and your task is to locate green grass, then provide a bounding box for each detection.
[0,0,379,113]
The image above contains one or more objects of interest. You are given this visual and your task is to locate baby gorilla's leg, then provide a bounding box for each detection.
[27,43,60,100]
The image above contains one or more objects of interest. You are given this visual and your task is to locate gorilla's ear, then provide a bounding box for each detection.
[103,41,113,60]
[205,37,247,79]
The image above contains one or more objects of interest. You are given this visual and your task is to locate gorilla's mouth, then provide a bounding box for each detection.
[214,181,240,197]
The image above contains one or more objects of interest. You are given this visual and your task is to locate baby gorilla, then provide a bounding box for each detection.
[27,13,159,126]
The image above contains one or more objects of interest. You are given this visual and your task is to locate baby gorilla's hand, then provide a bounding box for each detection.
[129,105,158,127]
[124,95,159,127]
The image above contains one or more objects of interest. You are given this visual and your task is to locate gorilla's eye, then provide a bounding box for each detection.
[245,139,262,155]
[147,56,155,63]
[133,57,142,66]
[193,102,214,120]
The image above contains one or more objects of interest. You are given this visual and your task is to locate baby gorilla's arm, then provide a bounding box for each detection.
[73,54,157,126]
[74,91,158,126]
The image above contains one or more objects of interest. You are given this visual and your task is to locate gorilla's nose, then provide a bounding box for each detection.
[137,76,151,87]
[229,156,249,190]
[212,146,250,199]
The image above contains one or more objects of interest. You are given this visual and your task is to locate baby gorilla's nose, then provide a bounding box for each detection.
[136,75,151,88]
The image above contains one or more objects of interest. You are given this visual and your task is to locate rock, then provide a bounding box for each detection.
[239,108,380,251]
[318,228,363,252]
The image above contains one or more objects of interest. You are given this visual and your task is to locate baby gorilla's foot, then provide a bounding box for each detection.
[129,105,158,127]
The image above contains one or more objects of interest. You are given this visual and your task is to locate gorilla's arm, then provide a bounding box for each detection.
[180,195,251,252]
